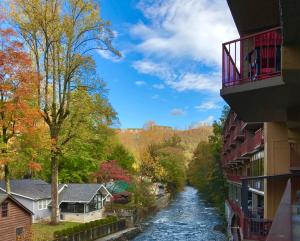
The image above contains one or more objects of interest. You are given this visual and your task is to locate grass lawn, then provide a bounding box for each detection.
[32,222,79,241]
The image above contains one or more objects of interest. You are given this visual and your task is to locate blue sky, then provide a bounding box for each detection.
[96,0,238,129]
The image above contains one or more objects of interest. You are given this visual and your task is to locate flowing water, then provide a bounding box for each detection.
[133,186,227,241]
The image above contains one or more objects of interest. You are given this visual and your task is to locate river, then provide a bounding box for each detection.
[133,186,227,241]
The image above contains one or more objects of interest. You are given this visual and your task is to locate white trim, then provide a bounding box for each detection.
[0,187,35,200]
[249,188,264,196]
[99,185,113,197]
[85,184,113,203]
[58,184,67,193]
[37,199,49,210]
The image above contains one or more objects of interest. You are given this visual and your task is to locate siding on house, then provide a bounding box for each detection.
[12,195,51,222]
[32,199,51,222]
[0,198,32,241]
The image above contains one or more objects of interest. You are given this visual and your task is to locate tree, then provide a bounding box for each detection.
[94,160,131,184]
[108,144,135,173]
[139,135,186,193]
[0,20,39,193]
[188,106,229,215]
[10,0,120,223]
[59,87,117,183]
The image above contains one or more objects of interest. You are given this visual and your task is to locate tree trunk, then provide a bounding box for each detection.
[51,143,59,224]
[4,164,10,194]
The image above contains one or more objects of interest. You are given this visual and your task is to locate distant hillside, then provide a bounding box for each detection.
[116,125,212,162]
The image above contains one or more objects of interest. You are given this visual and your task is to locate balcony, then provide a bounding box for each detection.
[222,27,282,88]
[227,174,242,183]
[241,129,264,156]
[228,199,272,241]
[245,217,272,241]
[220,27,287,123]
[233,123,245,141]
[249,179,264,193]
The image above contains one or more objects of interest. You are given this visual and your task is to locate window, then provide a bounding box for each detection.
[60,203,84,213]
[16,227,24,237]
[1,201,8,217]
[38,200,48,210]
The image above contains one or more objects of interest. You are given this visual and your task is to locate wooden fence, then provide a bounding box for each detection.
[53,219,126,241]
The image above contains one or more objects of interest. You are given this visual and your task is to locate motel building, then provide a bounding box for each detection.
[220,0,300,240]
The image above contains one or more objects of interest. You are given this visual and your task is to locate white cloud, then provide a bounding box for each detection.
[190,115,215,128]
[132,0,237,66]
[168,72,220,93]
[195,100,221,111]
[97,50,123,62]
[132,60,220,93]
[153,83,165,89]
[135,80,146,86]
[132,60,174,80]
[170,108,186,116]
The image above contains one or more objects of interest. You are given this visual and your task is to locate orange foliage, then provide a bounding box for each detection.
[0,17,39,146]
[28,161,42,172]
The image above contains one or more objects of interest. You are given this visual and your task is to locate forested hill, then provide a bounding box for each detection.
[116,124,212,162]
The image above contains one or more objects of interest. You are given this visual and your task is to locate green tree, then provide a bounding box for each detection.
[108,144,135,173]
[188,107,229,215]
[58,87,117,183]
[139,135,186,194]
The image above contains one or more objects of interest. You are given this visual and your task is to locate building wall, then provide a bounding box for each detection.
[0,199,32,241]
[264,122,290,219]
[32,199,51,223]
[12,195,52,223]
[264,122,290,176]
[61,209,105,223]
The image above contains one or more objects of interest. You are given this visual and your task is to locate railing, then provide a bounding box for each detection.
[290,142,300,170]
[222,27,282,87]
[222,129,263,165]
[227,174,242,183]
[53,219,126,241]
[249,179,264,192]
[234,122,245,141]
[245,217,272,241]
[228,199,243,218]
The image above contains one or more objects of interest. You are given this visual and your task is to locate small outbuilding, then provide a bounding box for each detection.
[0,193,33,241]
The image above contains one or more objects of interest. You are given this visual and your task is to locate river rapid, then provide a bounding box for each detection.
[133,186,227,241]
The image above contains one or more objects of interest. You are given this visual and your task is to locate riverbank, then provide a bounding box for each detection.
[95,227,141,241]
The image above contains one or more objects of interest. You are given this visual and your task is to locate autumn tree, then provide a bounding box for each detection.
[10,0,120,223]
[0,20,39,193]
[94,160,131,184]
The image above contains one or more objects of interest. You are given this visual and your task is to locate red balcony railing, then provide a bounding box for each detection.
[222,27,282,87]
[229,199,272,241]
[252,128,264,150]
[223,129,264,166]
[227,174,242,183]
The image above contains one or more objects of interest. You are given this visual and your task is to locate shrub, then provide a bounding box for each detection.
[54,217,120,238]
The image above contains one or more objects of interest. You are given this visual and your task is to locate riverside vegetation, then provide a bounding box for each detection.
[188,107,229,216]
